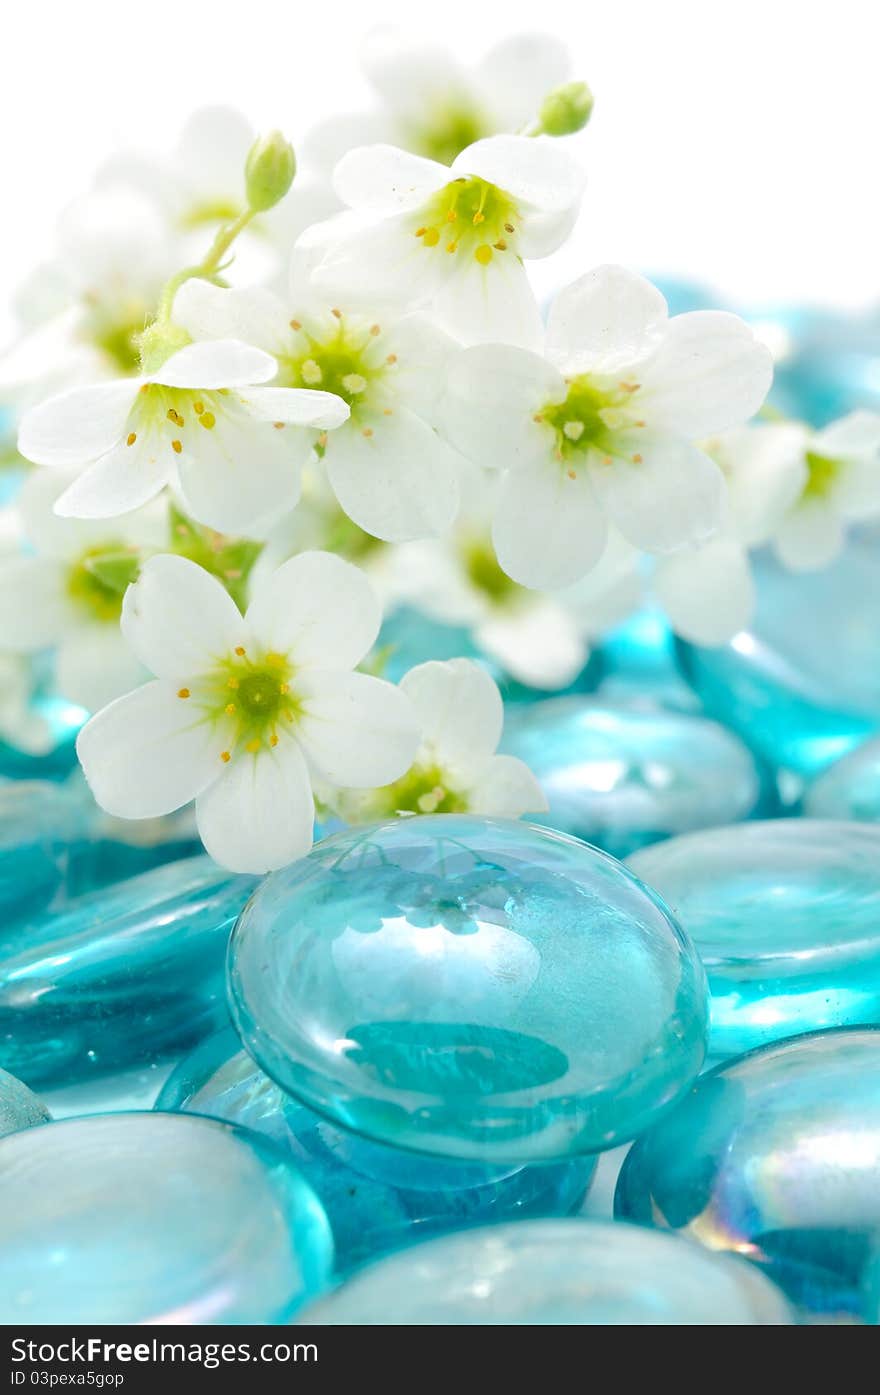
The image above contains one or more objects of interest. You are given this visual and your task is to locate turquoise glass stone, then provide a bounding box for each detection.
[501,697,774,860]
[300,1217,792,1324]
[628,820,880,1060]
[228,816,709,1164]
[0,1111,332,1322]
[597,609,700,711]
[804,735,880,821]
[158,1028,596,1274]
[676,540,880,776]
[751,303,880,426]
[615,1028,880,1321]
[0,1066,49,1137]
[0,855,259,1089]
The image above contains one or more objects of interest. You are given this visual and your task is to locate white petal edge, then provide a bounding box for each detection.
[245,551,381,670]
[400,658,503,769]
[195,736,315,873]
[121,554,247,678]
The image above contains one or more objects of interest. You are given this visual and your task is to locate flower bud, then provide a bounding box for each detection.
[245,131,297,212]
[539,81,594,137]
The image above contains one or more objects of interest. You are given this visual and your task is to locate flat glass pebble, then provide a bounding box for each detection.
[803,735,880,821]
[0,855,259,1090]
[0,1111,332,1322]
[676,539,880,777]
[0,1066,50,1137]
[501,697,774,860]
[615,1028,880,1320]
[299,1218,792,1325]
[628,820,880,1059]
[228,816,708,1164]
[158,1029,596,1274]
[597,610,701,711]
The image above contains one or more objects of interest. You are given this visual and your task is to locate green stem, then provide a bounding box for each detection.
[154,208,256,324]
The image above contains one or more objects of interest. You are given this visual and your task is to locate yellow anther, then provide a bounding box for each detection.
[274,421,285,430]
[475,244,493,266]
[635,419,646,427]
[567,469,577,480]
[415,227,427,237]
[200,412,216,429]
[331,307,342,319]
[632,453,643,464]
[620,381,640,394]
[302,359,322,385]
[139,383,150,393]
[370,323,381,335]
[386,353,397,365]
[126,432,137,446]
[533,414,544,424]
[446,209,457,222]
[171,439,182,453]
[234,646,246,656]
[383,408,393,415]
[246,739,260,753]
[177,687,190,699]
[227,677,239,690]
[167,408,183,425]
[362,427,373,438]
[603,455,613,465]
[193,401,204,415]
[270,734,279,747]
[279,682,289,694]
[422,227,440,247]
[446,240,459,253]
[472,211,485,225]
[220,751,231,763]
[225,703,236,715]
[504,222,515,234]
[494,239,508,251]
[290,318,302,330]
[341,373,367,394]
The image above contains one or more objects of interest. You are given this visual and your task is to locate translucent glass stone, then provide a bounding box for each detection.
[0,1067,49,1137]
[676,540,880,777]
[628,821,880,1060]
[0,855,259,1090]
[228,816,709,1164]
[299,1218,793,1325]
[597,610,701,711]
[501,697,774,860]
[615,1028,880,1321]
[804,735,880,821]
[0,1111,332,1322]
[158,1029,596,1274]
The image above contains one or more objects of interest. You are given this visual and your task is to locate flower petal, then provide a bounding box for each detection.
[710,422,808,545]
[478,33,571,129]
[176,403,308,535]
[401,658,502,768]
[310,214,447,309]
[76,680,224,818]
[295,670,419,787]
[813,409,880,458]
[454,134,585,214]
[636,311,773,436]
[242,385,349,429]
[326,409,460,542]
[172,280,290,355]
[152,340,277,390]
[477,600,588,690]
[245,550,380,669]
[332,144,449,214]
[654,537,756,645]
[545,266,668,374]
[18,380,138,468]
[442,344,564,470]
[435,252,545,349]
[591,436,725,553]
[492,461,608,589]
[53,434,174,520]
[196,735,315,873]
[121,554,247,679]
[0,556,67,651]
[774,500,845,572]
[470,753,548,817]
[55,624,147,713]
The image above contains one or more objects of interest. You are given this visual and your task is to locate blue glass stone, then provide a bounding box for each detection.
[628,821,880,1060]
[299,1217,792,1324]
[676,540,880,777]
[0,658,84,782]
[803,735,880,821]
[0,855,259,1090]
[615,1028,880,1321]
[597,608,700,711]
[748,302,880,426]
[0,1111,332,1322]
[228,816,709,1164]
[0,1066,49,1137]
[158,1028,596,1274]
[501,697,774,860]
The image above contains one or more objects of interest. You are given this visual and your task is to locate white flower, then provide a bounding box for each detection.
[310,134,586,348]
[328,658,547,823]
[76,551,420,874]
[305,28,572,171]
[0,470,161,711]
[17,338,349,535]
[173,272,462,542]
[441,264,774,588]
[0,653,61,756]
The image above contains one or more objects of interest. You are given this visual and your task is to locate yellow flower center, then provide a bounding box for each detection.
[179,647,302,762]
[413,176,520,267]
[537,374,647,476]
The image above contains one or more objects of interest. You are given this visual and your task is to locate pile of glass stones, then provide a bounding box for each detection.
[1,297,880,1326]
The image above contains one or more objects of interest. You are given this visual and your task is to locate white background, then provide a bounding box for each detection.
[1,0,875,341]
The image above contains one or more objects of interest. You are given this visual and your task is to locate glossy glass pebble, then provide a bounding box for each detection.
[159,1029,596,1274]
[597,610,701,711]
[676,540,880,777]
[615,1028,880,1320]
[629,821,880,1059]
[0,855,259,1089]
[803,735,880,821]
[228,816,708,1164]
[0,1111,332,1322]
[0,1066,50,1137]
[501,697,774,860]
[299,1218,792,1325]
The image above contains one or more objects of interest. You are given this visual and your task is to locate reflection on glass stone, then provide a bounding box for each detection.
[0,1066,50,1137]
[615,1028,880,1320]
[0,1111,333,1322]
[803,735,880,822]
[159,1029,596,1274]
[502,697,774,860]
[0,855,259,1090]
[752,303,880,426]
[228,816,708,1164]
[299,1218,793,1325]
[0,655,85,782]
[596,609,700,710]
[629,821,880,1059]
[676,540,880,776]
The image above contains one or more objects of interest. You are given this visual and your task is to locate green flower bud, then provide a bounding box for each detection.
[539,81,594,137]
[245,131,297,212]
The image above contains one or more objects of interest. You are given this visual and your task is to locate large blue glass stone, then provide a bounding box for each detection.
[0,1066,49,1137]
[615,1028,880,1321]
[299,1217,792,1324]
[158,1029,596,1275]
[228,816,709,1164]
[628,821,880,1060]
[803,736,880,821]
[0,1111,332,1323]
[0,855,259,1090]
[501,697,774,860]
[596,609,700,711]
[676,540,880,777]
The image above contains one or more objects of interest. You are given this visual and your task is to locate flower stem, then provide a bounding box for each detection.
[154,208,256,325]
